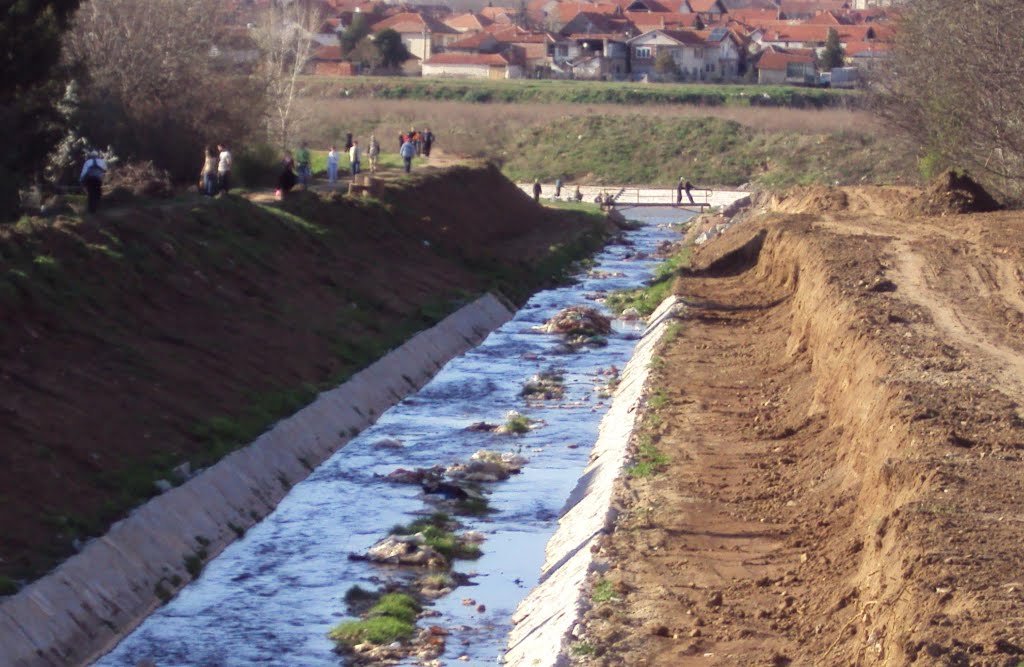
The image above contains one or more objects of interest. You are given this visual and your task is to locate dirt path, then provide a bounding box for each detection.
[575,189,1024,666]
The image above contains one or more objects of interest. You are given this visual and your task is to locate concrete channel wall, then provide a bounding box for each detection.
[505,295,682,667]
[0,293,515,667]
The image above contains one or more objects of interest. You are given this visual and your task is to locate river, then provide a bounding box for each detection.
[95,206,693,667]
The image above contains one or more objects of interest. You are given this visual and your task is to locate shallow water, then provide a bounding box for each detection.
[95,207,691,667]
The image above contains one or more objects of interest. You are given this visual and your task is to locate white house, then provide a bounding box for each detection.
[628,29,709,80]
[421,52,523,79]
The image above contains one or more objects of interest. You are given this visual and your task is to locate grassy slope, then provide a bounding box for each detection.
[498,115,917,188]
[302,76,858,109]
[0,166,609,583]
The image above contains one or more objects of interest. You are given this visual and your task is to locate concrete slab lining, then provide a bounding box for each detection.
[0,293,515,667]
[505,295,683,667]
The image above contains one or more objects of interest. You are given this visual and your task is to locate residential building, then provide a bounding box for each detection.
[421,52,522,79]
[371,11,459,65]
[755,47,816,84]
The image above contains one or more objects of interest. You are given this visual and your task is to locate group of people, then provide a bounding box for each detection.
[199,144,233,197]
[275,128,436,198]
[398,128,434,158]
[532,177,583,203]
[326,133,382,184]
[529,177,698,207]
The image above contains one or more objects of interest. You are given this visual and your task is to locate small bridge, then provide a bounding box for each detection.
[598,186,713,210]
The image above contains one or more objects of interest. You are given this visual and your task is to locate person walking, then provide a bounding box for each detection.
[296,141,311,188]
[276,150,297,200]
[399,137,416,173]
[532,179,542,202]
[349,140,361,177]
[327,145,340,184]
[554,177,562,199]
[79,150,108,214]
[200,146,218,196]
[217,143,232,194]
[368,134,380,174]
[422,128,434,157]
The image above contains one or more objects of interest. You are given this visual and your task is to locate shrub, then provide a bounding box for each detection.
[328,615,415,648]
[233,143,282,189]
[368,593,420,624]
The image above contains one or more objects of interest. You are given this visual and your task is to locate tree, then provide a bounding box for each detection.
[339,13,370,58]
[252,0,323,149]
[374,29,410,70]
[0,0,82,220]
[818,28,845,71]
[67,0,261,180]
[875,0,1024,201]
[654,50,681,81]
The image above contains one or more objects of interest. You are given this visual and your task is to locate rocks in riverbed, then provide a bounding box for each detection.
[354,534,448,568]
[540,306,612,338]
[520,369,566,400]
[377,466,445,485]
[465,421,499,432]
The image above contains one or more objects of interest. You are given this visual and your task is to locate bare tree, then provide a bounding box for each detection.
[251,0,324,149]
[875,0,1024,201]
[66,0,261,179]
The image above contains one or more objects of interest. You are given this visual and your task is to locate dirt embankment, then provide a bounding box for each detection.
[0,165,610,585]
[579,184,1024,665]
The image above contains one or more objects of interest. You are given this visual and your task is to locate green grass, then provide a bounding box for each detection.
[328,615,415,648]
[499,115,913,189]
[626,435,670,478]
[591,579,619,604]
[544,199,603,214]
[302,76,858,109]
[571,641,597,656]
[368,593,421,624]
[307,149,424,177]
[607,246,692,317]
[504,412,531,434]
[390,514,481,561]
[648,389,669,411]
[329,591,421,648]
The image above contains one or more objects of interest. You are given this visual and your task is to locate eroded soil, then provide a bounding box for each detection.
[579,187,1024,665]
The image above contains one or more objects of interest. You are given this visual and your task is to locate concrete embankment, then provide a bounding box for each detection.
[505,295,683,666]
[0,294,514,667]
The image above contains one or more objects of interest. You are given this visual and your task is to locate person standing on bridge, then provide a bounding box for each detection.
[677,177,695,205]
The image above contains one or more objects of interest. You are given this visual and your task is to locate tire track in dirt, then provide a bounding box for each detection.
[892,239,1024,399]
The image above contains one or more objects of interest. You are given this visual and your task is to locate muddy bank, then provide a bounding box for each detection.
[575,196,1024,665]
[0,164,611,585]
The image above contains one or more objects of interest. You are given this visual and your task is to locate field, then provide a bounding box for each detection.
[296,97,919,189]
[300,76,859,108]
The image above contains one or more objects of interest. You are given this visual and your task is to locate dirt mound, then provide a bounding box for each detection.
[583,204,1024,666]
[771,185,850,215]
[905,169,1001,216]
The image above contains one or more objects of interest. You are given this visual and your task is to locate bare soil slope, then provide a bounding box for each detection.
[0,165,609,584]
[579,185,1024,665]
